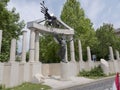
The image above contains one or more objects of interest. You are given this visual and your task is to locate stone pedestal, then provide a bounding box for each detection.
[29,62,42,82]
[9,62,19,87]
[0,30,2,53]
[24,63,30,82]
[113,60,119,73]
[60,62,77,80]
[60,62,70,80]
[79,61,85,72]
[100,59,109,75]
[108,61,115,74]
[115,50,119,60]
[69,61,77,76]
[0,63,4,84]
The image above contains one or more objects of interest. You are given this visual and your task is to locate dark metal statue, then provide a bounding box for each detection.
[53,33,67,63]
[40,1,60,27]
[40,1,71,63]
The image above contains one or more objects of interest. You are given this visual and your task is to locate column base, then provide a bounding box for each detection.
[60,61,77,81]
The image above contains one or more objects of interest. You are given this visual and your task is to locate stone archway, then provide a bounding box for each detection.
[27,20,75,63]
[27,19,77,80]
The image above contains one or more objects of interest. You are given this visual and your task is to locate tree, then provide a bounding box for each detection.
[60,0,97,61]
[0,0,25,62]
[95,23,120,60]
[40,34,60,63]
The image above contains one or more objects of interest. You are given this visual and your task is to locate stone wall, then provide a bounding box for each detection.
[0,62,41,88]
[0,29,120,88]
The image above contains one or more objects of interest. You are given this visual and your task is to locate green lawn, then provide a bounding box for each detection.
[5,83,51,90]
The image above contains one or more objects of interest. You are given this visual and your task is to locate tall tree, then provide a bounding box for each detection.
[40,34,60,63]
[95,23,120,60]
[0,0,25,62]
[61,0,97,61]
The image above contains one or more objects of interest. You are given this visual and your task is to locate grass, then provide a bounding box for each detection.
[4,83,51,90]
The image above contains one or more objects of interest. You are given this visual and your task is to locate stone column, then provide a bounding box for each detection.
[35,30,39,62]
[115,50,119,60]
[65,43,68,62]
[109,46,114,60]
[9,39,16,62]
[70,36,75,62]
[29,30,35,62]
[78,39,83,61]
[21,31,27,63]
[0,30,2,53]
[87,46,91,61]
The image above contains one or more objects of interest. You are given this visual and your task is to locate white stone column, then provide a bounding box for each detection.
[115,50,119,60]
[87,46,94,69]
[65,43,68,62]
[9,39,16,62]
[35,30,39,62]
[21,31,27,63]
[87,46,91,61]
[109,46,114,60]
[0,30,2,53]
[70,36,75,62]
[29,30,35,62]
[78,39,83,61]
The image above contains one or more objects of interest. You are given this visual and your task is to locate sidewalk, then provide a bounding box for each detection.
[43,76,95,90]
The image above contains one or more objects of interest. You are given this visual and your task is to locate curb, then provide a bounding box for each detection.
[54,75,115,90]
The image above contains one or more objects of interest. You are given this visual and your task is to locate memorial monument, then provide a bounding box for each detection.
[39,1,74,63]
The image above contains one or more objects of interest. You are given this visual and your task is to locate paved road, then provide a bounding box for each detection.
[62,77,114,90]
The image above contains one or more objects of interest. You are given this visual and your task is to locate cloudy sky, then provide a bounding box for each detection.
[7,0,120,52]
[8,0,120,29]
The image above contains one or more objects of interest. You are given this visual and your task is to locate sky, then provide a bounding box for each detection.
[7,0,120,52]
[8,0,120,29]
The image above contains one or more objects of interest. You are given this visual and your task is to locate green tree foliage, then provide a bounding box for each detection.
[79,65,105,78]
[0,0,25,62]
[40,34,60,63]
[95,23,120,60]
[60,0,97,61]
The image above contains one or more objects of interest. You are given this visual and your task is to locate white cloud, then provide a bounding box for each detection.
[8,0,44,52]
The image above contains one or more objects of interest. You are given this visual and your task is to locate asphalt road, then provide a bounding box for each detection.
[62,77,115,90]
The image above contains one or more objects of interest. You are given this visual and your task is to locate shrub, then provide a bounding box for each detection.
[79,65,105,78]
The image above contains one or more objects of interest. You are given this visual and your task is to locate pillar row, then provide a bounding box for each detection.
[21,31,27,63]
[29,30,35,62]
[0,30,2,53]
[9,39,16,62]
[70,36,75,62]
